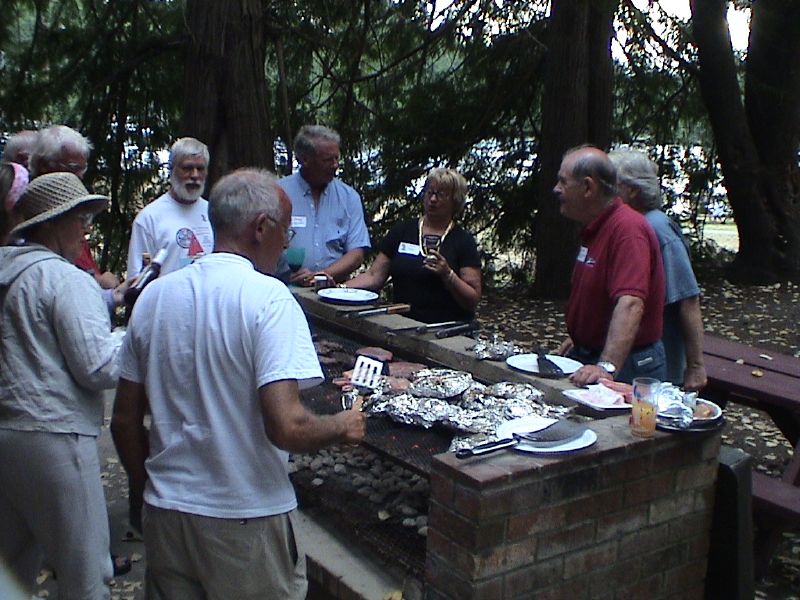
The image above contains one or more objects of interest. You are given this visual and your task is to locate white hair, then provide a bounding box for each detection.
[293,125,341,161]
[29,125,92,178]
[609,149,662,210]
[169,137,209,171]
[208,168,280,238]
[2,130,39,165]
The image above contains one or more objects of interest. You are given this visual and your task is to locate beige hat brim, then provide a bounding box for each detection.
[11,194,108,236]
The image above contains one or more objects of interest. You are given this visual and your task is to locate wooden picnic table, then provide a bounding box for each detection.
[703,333,799,446]
[701,333,800,576]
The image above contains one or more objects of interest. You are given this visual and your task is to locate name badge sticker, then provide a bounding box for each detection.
[291,216,307,228]
[576,246,588,263]
[399,242,422,256]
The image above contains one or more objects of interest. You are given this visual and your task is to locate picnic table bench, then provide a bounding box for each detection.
[701,333,800,577]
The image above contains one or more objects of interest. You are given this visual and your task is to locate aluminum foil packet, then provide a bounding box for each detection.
[484,382,544,402]
[368,393,458,429]
[656,382,697,428]
[409,369,474,399]
[367,377,572,434]
[471,334,523,361]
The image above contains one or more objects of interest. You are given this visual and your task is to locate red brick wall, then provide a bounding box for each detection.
[425,417,721,600]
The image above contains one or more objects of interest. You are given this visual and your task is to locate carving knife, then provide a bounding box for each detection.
[434,321,479,339]
[386,320,462,336]
[345,303,411,319]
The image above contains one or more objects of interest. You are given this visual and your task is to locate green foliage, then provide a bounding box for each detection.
[612,0,732,250]
[1,0,743,282]
[1,0,186,273]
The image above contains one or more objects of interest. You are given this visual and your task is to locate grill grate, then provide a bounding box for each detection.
[301,385,452,476]
[304,324,454,476]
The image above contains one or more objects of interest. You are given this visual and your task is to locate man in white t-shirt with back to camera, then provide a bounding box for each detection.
[126,137,214,277]
[112,168,366,600]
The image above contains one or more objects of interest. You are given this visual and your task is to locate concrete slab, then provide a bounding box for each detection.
[297,508,405,600]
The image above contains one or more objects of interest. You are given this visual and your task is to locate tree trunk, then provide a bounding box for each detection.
[182,0,274,188]
[690,0,800,282]
[743,0,800,279]
[533,0,618,298]
[587,0,616,148]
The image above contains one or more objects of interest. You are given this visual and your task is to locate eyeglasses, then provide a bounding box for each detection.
[425,189,449,198]
[266,215,296,243]
[76,212,94,227]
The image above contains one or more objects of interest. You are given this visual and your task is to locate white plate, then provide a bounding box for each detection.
[506,353,583,375]
[496,415,597,454]
[562,386,631,411]
[317,287,379,305]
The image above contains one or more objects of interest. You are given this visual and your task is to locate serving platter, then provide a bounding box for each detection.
[656,416,725,434]
[506,353,583,376]
[317,287,379,305]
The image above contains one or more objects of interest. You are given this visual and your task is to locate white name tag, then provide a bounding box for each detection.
[399,242,422,256]
[291,216,307,228]
[577,246,588,263]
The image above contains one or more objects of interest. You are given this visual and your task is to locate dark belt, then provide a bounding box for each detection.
[572,342,658,359]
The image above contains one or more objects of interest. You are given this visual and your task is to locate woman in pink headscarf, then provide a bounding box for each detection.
[0,161,29,244]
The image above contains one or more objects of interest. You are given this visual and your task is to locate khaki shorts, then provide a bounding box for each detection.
[143,505,307,600]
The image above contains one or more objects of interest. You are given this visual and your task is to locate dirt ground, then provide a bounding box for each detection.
[32,273,800,600]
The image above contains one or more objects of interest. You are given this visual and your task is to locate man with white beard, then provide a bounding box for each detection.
[126,137,214,277]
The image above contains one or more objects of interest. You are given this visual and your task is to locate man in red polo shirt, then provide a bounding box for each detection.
[555,145,666,386]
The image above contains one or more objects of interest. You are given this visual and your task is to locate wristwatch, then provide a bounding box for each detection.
[596,361,617,375]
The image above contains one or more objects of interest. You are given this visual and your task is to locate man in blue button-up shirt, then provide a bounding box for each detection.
[278,125,370,284]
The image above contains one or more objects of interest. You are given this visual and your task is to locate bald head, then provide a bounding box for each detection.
[554,145,618,225]
[563,146,617,199]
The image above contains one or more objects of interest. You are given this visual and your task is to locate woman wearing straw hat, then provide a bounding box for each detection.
[0,172,124,599]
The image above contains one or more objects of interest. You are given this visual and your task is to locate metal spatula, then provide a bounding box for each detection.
[342,355,384,409]
[351,355,383,390]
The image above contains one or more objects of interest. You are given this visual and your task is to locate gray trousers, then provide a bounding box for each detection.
[144,504,307,600]
[0,429,112,600]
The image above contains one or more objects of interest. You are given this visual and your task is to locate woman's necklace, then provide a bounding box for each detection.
[418,216,454,254]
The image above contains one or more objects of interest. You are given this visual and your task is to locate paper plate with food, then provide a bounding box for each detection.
[656,384,723,432]
[562,382,632,410]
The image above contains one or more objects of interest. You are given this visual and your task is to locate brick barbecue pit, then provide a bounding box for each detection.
[292,288,723,599]
[427,420,720,599]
